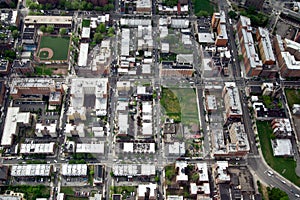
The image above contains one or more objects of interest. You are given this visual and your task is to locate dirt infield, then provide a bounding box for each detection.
[39,48,54,60]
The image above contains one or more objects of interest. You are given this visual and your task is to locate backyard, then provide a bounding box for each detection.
[38,36,70,61]
[257,121,300,186]
[160,87,199,125]
[7,185,50,200]
[285,89,300,108]
[110,186,136,200]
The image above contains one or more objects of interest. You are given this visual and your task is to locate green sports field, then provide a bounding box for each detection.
[38,36,70,60]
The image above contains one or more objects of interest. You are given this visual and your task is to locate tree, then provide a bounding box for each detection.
[46,25,54,33]
[191,173,199,182]
[40,25,46,32]
[12,30,19,39]
[228,10,237,19]
[96,23,106,33]
[268,187,288,200]
[93,33,103,43]
[59,28,67,35]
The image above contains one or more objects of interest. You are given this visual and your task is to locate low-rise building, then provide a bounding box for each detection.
[271,118,292,138]
[271,139,294,157]
[227,122,250,156]
[1,107,32,147]
[78,43,89,67]
[222,82,243,124]
[137,183,157,200]
[20,142,55,155]
[160,61,194,77]
[205,95,217,112]
[136,0,152,14]
[112,164,155,177]
[61,164,88,177]
[214,161,230,184]
[35,123,57,137]
[292,104,300,115]
[10,78,63,100]
[122,142,155,153]
[175,161,188,183]
[167,142,185,156]
[24,15,72,28]
[12,60,34,75]
[11,164,51,178]
[76,143,105,154]
[65,123,85,137]
[0,59,9,75]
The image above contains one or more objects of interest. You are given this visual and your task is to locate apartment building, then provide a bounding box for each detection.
[212,11,228,47]
[222,82,243,123]
[237,16,263,77]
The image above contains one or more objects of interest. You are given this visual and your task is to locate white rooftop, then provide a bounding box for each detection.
[76,143,105,154]
[168,142,185,155]
[224,82,243,116]
[61,164,87,176]
[113,164,155,176]
[196,163,209,182]
[216,161,230,182]
[20,142,55,154]
[281,51,300,70]
[78,43,89,67]
[272,139,294,156]
[138,183,156,198]
[81,27,91,39]
[70,78,108,116]
[11,164,51,177]
[175,161,188,181]
[121,29,130,56]
[1,107,30,146]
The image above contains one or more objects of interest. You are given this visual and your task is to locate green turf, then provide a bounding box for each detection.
[35,66,53,76]
[39,36,70,60]
[160,87,199,125]
[257,121,300,186]
[285,89,300,109]
[193,0,215,16]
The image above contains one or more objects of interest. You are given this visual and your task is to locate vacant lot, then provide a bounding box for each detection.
[193,0,215,16]
[257,121,300,186]
[285,89,300,108]
[160,87,199,125]
[38,36,70,60]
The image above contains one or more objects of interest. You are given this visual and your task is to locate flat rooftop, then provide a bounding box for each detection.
[1,107,31,146]
[11,164,51,177]
[24,15,72,25]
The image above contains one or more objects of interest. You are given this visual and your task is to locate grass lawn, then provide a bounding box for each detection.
[160,87,199,125]
[285,89,300,108]
[39,36,70,60]
[82,19,91,27]
[60,187,75,196]
[257,121,300,186]
[35,65,53,76]
[193,0,215,16]
[8,185,50,200]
